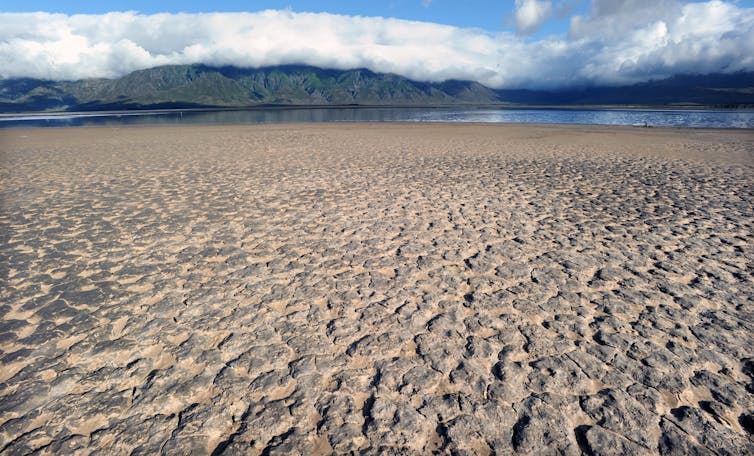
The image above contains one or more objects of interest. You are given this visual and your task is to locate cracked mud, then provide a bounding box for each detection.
[1,123,753,454]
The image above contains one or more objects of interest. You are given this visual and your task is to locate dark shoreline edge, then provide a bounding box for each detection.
[2,122,752,134]
[2,103,754,119]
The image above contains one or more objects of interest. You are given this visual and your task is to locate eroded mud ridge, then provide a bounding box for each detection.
[1,124,753,454]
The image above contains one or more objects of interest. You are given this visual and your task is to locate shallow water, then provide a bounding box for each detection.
[1,106,753,128]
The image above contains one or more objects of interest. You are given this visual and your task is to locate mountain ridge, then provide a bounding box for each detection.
[1,65,753,113]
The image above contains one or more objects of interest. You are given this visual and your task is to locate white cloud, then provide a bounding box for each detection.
[0,2,752,89]
[570,0,754,84]
[569,0,683,40]
[514,0,554,35]
[422,0,433,7]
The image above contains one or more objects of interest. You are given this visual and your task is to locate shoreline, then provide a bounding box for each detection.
[2,105,752,131]
[2,119,753,132]
[2,103,754,119]
[3,120,754,138]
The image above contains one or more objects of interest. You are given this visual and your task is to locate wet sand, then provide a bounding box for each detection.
[1,123,753,454]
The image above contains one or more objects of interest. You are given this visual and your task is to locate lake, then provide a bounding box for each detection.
[2,107,753,129]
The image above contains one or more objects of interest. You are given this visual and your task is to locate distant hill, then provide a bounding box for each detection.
[495,72,754,107]
[0,65,499,112]
[0,65,753,113]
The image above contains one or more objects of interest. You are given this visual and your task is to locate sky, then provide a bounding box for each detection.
[1,1,753,88]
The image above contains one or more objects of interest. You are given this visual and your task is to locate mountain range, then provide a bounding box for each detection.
[1,64,753,113]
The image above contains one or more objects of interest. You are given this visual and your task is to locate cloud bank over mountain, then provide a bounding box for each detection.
[1,1,752,89]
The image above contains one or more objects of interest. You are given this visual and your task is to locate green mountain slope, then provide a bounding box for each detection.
[1,65,752,113]
[0,65,500,112]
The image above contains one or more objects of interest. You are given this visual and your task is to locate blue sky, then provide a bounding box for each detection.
[0,1,589,37]
[2,1,754,87]
[4,0,754,38]
[5,1,754,35]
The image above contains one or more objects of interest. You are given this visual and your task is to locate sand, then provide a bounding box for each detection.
[1,123,753,454]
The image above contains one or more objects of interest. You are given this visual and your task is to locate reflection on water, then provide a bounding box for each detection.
[417,108,754,129]
[2,107,753,129]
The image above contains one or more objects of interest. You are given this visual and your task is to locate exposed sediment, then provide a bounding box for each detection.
[1,123,753,454]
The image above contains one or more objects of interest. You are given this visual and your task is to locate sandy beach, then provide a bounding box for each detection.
[1,123,753,454]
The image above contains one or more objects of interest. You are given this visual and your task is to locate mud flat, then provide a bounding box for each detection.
[1,123,753,454]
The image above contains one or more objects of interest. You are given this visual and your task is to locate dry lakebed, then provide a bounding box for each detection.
[1,123,753,454]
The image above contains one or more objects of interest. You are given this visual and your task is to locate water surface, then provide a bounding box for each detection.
[2,107,753,128]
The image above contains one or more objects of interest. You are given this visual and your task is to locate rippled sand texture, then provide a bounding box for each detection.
[1,123,753,455]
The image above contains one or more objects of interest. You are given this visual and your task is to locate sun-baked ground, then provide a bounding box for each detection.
[1,123,753,454]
